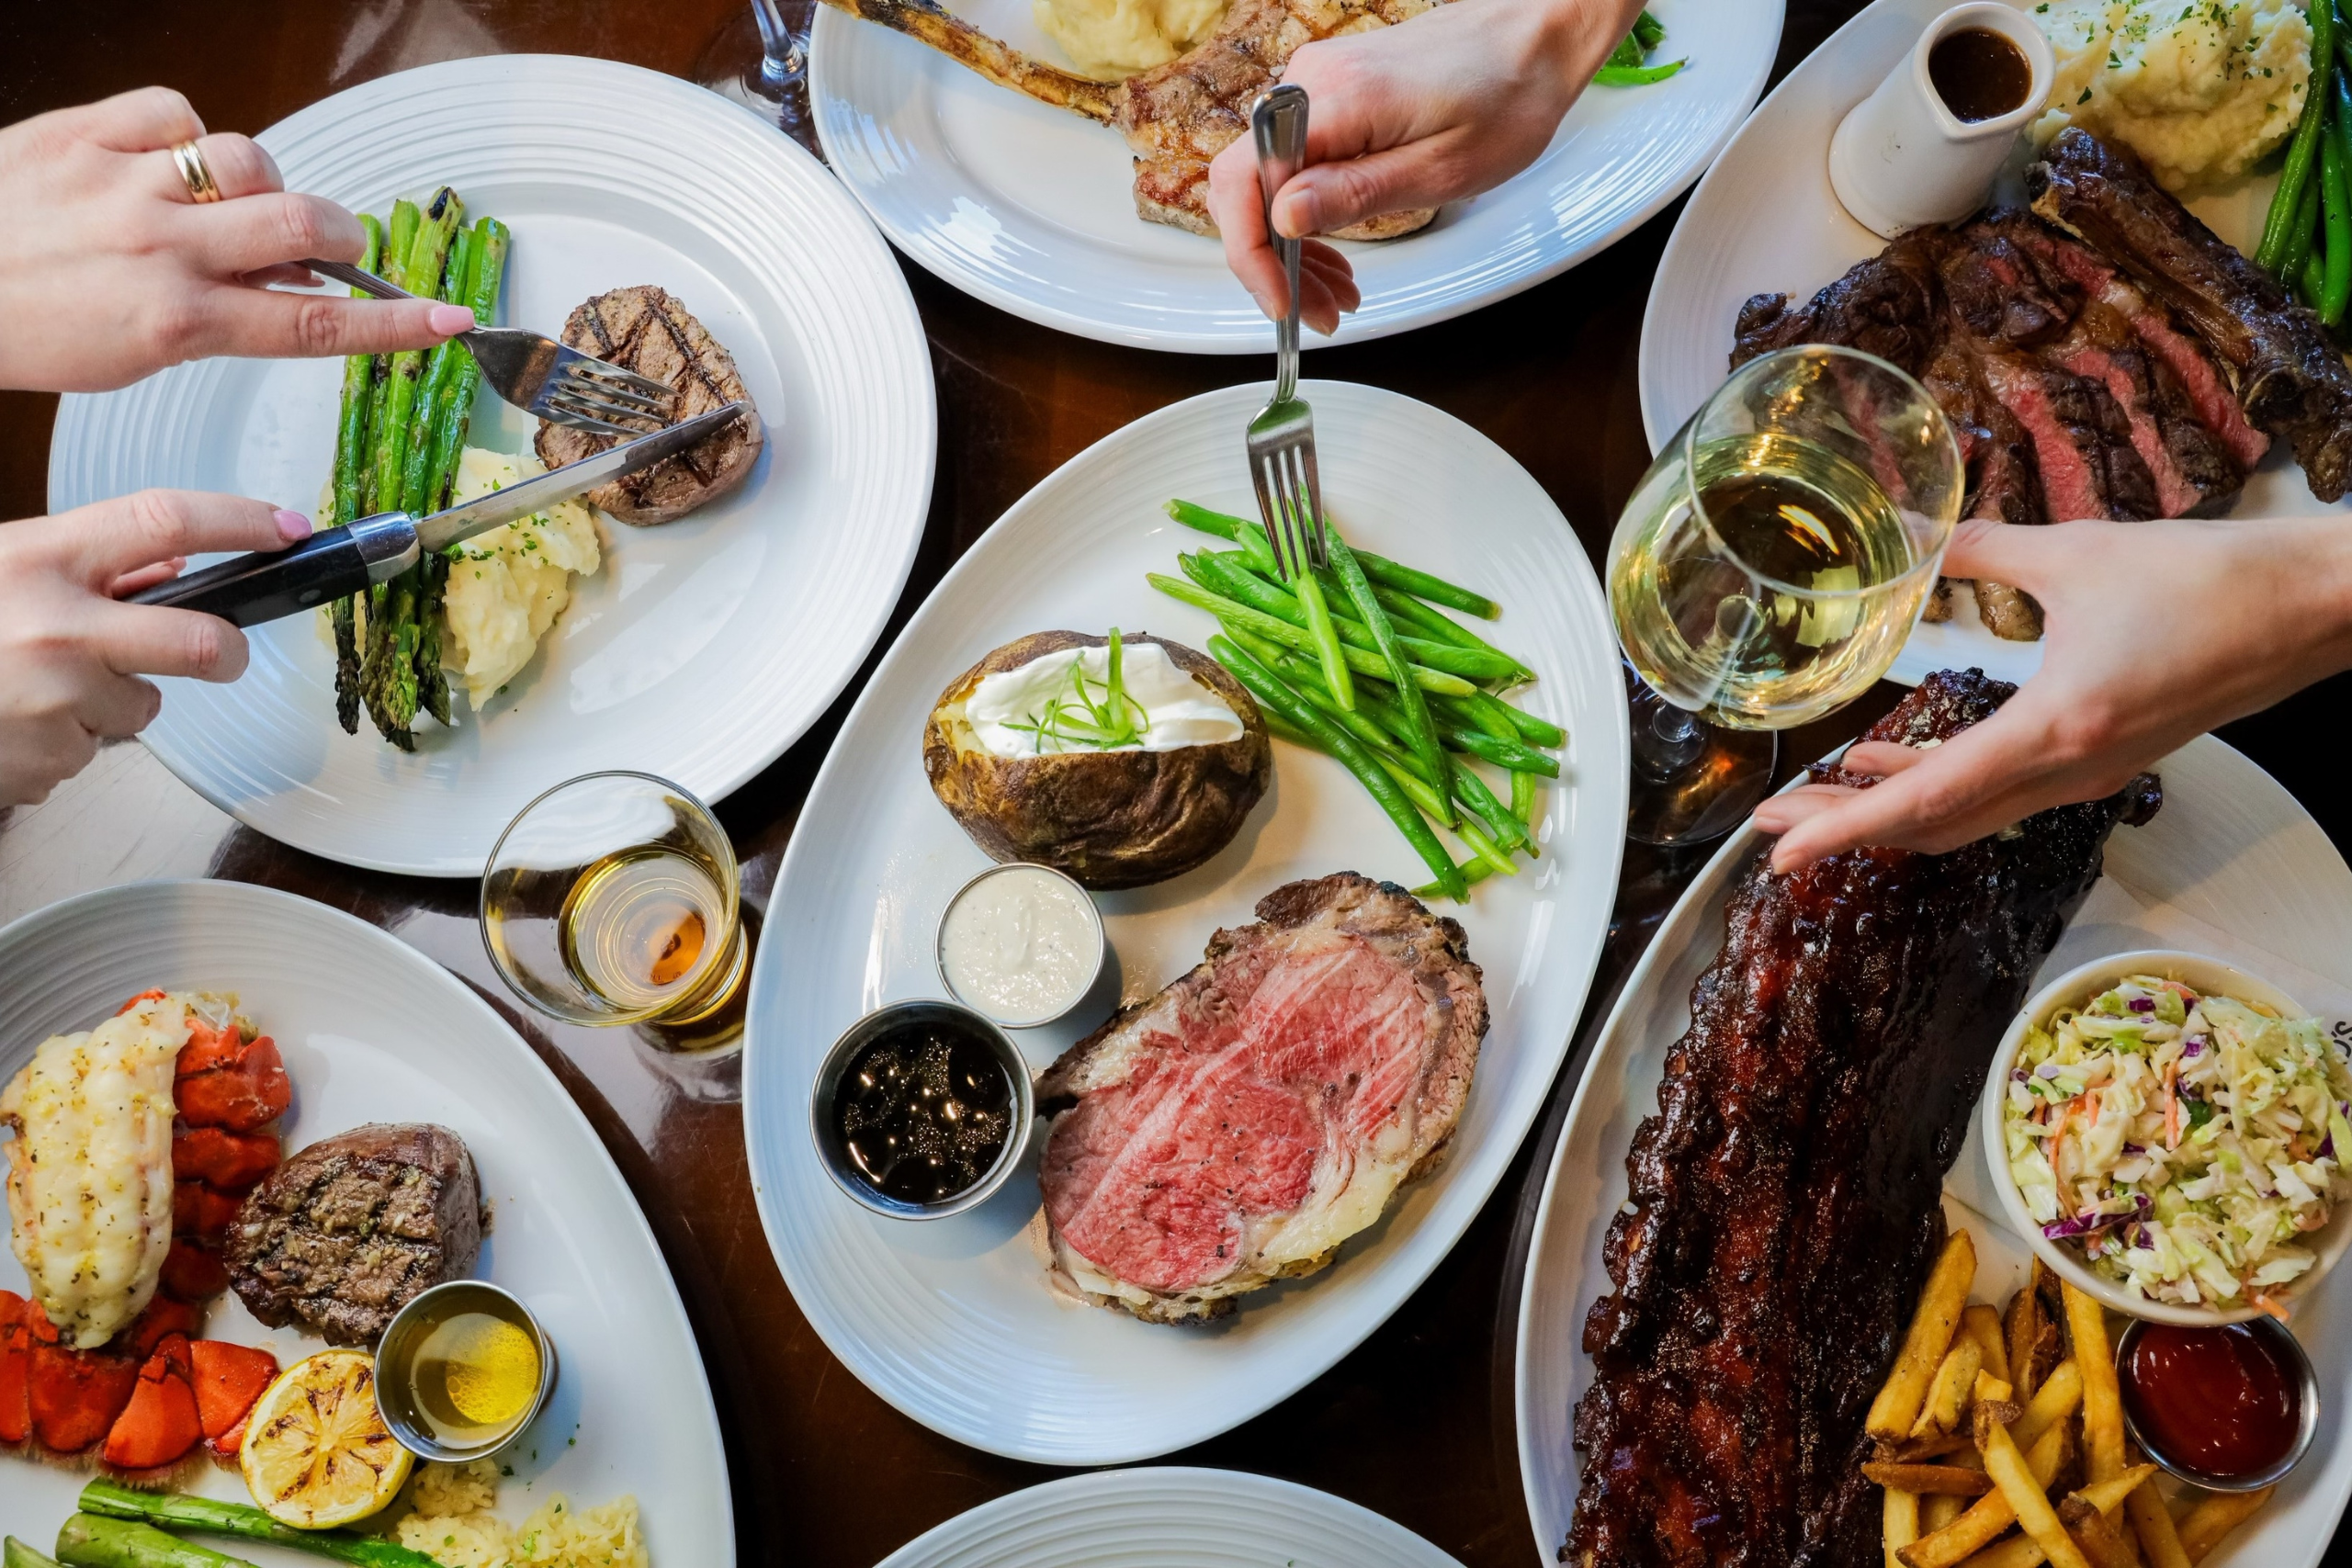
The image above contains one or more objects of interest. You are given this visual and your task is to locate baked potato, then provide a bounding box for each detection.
[923,630,1272,889]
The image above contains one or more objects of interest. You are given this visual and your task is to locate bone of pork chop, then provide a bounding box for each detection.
[818,0,1441,237]
[1566,670,2160,1568]
[1037,872,1486,1324]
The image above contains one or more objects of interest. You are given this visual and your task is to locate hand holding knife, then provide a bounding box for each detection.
[130,401,750,627]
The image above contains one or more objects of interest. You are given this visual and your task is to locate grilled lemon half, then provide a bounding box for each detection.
[240,1349,413,1527]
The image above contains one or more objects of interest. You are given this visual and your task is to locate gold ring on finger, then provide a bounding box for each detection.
[171,140,223,204]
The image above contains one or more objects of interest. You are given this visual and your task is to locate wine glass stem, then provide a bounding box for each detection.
[752,0,808,85]
[1631,688,1706,781]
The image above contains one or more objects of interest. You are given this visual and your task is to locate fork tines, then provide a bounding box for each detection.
[537,348,676,437]
[1250,439,1329,582]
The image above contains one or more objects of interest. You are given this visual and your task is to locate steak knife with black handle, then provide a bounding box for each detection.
[130,401,750,627]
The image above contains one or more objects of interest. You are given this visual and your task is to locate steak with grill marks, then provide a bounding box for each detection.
[1566,670,2161,1568]
[222,1124,482,1347]
[1035,872,1486,1324]
[533,286,763,525]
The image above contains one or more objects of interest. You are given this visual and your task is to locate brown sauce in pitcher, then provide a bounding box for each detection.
[1928,28,2033,123]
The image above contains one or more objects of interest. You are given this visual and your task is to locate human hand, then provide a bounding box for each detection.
[0,491,310,807]
[1203,0,1643,334]
[0,87,476,393]
[1752,516,2352,873]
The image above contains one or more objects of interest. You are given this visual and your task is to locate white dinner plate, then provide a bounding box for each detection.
[1638,0,2330,688]
[876,1467,1463,1567]
[0,880,730,1567]
[1516,735,2352,1568]
[741,379,1630,1462]
[47,54,934,875]
[812,0,1784,352]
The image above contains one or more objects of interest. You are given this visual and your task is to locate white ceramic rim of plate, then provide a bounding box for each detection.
[872,1466,1464,1567]
[809,1,1787,352]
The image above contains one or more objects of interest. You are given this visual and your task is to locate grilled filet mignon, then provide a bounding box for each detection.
[1037,873,1487,1323]
[222,1123,482,1346]
[533,285,763,525]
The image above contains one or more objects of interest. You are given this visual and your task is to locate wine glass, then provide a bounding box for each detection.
[1610,344,1963,846]
[697,0,819,154]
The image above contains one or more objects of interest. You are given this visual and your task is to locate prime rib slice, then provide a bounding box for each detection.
[533,285,763,525]
[816,0,1441,238]
[222,1124,483,1347]
[1566,670,2161,1568]
[2029,127,2352,500]
[1036,872,1487,1323]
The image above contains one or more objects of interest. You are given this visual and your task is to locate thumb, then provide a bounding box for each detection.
[1272,137,1458,240]
[1939,517,2079,594]
[195,288,475,363]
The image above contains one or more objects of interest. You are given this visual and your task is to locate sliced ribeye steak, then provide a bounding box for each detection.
[1036,872,1487,1324]
[533,285,763,525]
[223,1123,483,1346]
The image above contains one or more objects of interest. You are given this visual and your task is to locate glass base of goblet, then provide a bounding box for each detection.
[695,4,820,159]
[1623,668,1779,849]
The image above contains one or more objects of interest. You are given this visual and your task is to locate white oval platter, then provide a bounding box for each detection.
[1515,735,2352,1568]
[48,54,935,875]
[741,379,1630,1462]
[1638,0,2321,688]
[876,1467,1463,1567]
[812,0,1784,352]
[0,879,730,1567]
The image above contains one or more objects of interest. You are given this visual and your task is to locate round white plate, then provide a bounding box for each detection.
[876,1467,1463,1567]
[741,379,1630,1462]
[1515,736,2352,1568]
[1638,0,2328,688]
[48,54,934,876]
[0,880,730,1567]
[812,0,1784,352]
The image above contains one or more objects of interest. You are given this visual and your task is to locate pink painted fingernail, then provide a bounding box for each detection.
[275,510,313,542]
[428,304,476,335]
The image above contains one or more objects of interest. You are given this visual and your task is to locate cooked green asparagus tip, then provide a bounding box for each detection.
[9,1537,66,1568]
[2259,3,2334,270]
[54,1517,254,1568]
[1148,573,1478,695]
[382,200,421,290]
[1350,548,1500,619]
[75,1482,441,1568]
[1210,636,1465,900]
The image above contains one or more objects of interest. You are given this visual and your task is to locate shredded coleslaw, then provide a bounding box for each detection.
[2004,975,2352,1309]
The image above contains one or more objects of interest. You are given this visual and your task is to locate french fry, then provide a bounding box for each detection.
[1964,1303,2013,1385]
[1890,1430,1977,1462]
[2055,1499,2141,1568]
[1873,1231,1978,1439]
[2068,1465,2157,1518]
[2006,1276,2041,1404]
[1887,1486,1921,1568]
[1899,1419,2071,1568]
[1955,1537,2052,1568]
[1980,1418,2095,1568]
[1973,1371,2016,1410]
[2012,1360,2085,1454]
[1915,1340,1985,1437]
[2060,1282,2125,1483]
[2124,1478,2192,1568]
[1923,1495,1967,1533]
[1866,1462,1998,1495]
[2177,1485,2274,1563]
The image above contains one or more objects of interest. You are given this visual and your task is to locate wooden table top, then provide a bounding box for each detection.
[5,1,2351,1562]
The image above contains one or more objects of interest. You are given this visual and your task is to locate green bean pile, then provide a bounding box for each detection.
[1595,10,1682,89]
[2257,0,2352,326]
[1148,501,1562,904]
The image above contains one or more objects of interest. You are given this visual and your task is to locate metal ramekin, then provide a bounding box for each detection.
[933,862,1107,1030]
[2115,1315,2319,1492]
[810,998,1035,1220]
[374,1280,560,1462]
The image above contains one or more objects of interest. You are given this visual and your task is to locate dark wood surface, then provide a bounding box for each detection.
[4,2,2349,1563]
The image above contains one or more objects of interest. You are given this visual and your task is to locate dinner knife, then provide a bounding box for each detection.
[129,401,750,627]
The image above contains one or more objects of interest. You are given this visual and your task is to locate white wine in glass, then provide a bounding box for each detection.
[1611,344,1962,842]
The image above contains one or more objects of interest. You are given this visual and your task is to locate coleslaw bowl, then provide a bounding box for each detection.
[1981,950,2352,1325]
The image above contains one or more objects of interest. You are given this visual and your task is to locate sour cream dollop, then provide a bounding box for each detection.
[939,865,1103,1026]
[965,642,1244,758]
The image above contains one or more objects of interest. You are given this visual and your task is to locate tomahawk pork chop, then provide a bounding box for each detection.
[1036,872,1487,1323]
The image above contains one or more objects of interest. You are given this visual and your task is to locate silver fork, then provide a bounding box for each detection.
[303,257,676,436]
[1244,84,1328,582]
